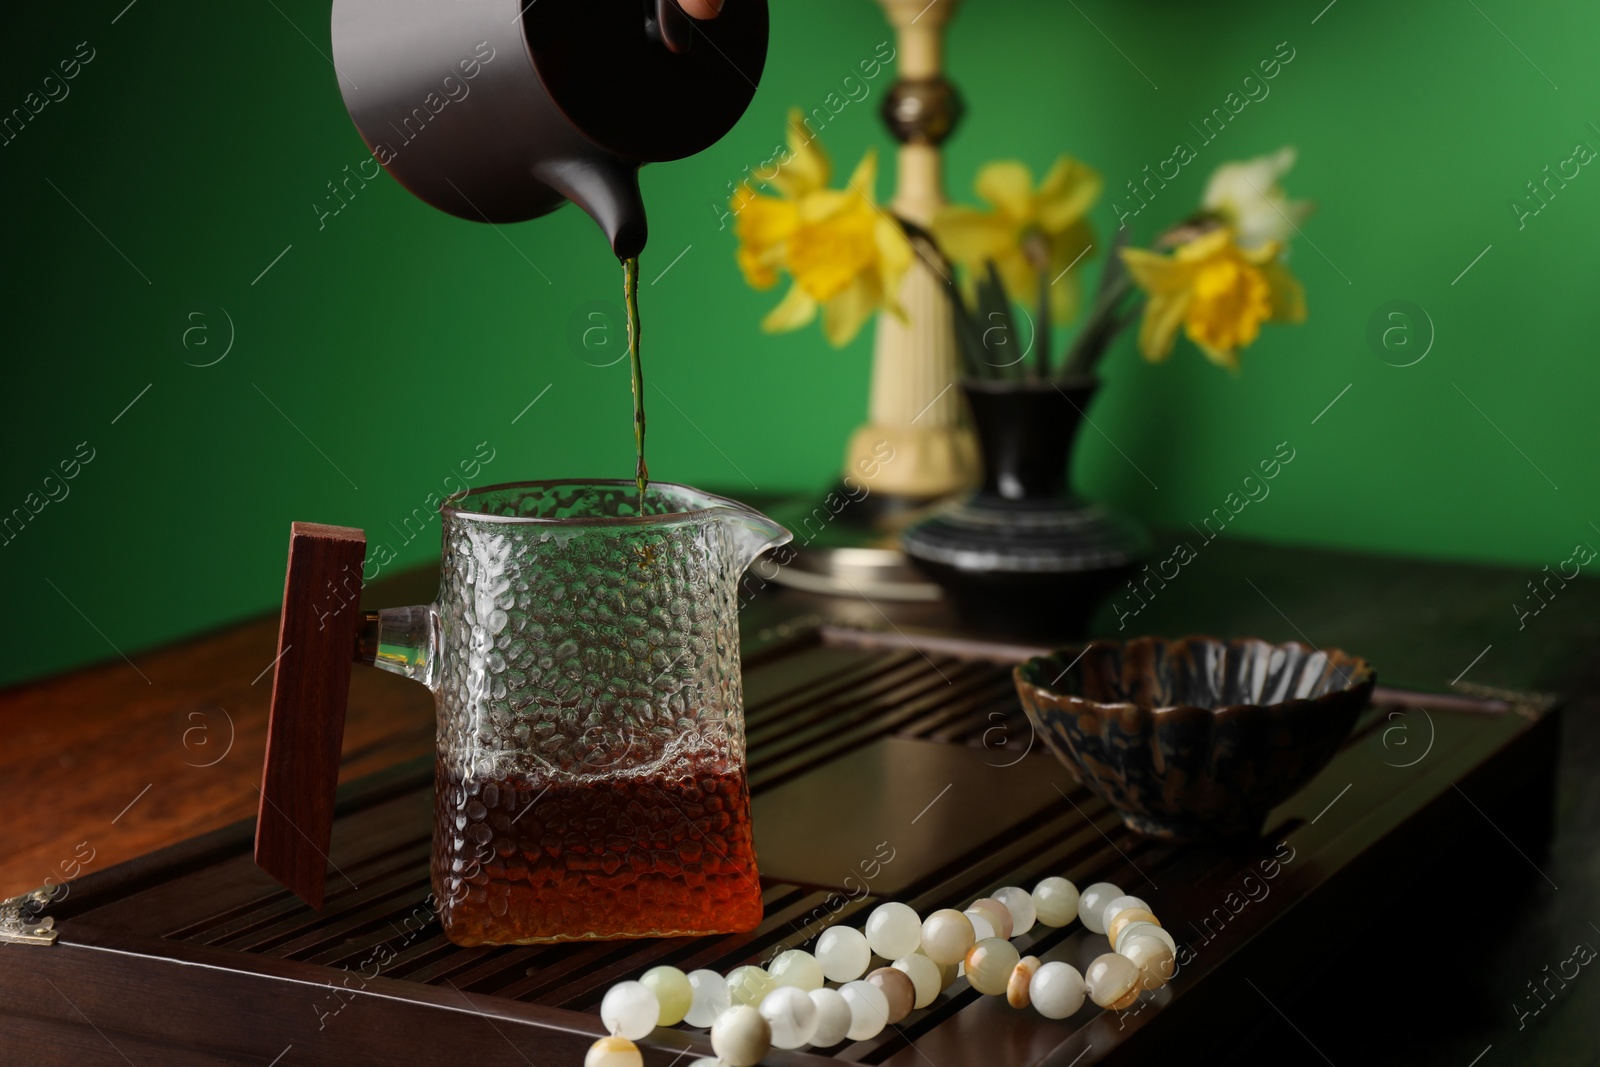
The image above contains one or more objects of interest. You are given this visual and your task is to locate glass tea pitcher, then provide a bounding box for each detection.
[255,480,790,946]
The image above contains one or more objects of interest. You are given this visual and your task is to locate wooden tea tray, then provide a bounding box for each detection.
[2,625,1558,1066]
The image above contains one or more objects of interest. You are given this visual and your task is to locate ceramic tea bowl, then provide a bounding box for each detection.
[1014,636,1375,841]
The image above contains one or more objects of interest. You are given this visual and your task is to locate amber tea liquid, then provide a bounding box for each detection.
[434,760,763,946]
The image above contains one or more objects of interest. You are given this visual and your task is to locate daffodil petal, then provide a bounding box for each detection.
[874,214,912,297]
[823,277,877,346]
[1202,146,1297,214]
[1120,247,1191,295]
[843,148,879,203]
[992,249,1036,314]
[732,194,798,290]
[767,109,830,199]
[796,188,858,225]
[930,206,1015,271]
[974,161,1036,222]
[1201,146,1314,251]
[762,283,818,333]
[736,245,780,290]
[1262,259,1307,323]
[1035,156,1102,234]
[1190,337,1241,371]
[1122,247,1196,362]
[1137,288,1191,362]
[734,195,799,245]
[1173,228,1236,262]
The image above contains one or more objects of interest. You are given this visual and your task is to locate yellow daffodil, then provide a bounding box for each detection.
[931,157,1100,321]
[731,109,911,347]
[1120,229,1306,370]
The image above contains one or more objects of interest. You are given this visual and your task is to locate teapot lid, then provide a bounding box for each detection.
[524,0,769,163]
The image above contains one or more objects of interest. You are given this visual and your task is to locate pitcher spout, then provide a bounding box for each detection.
[715,504,792,574]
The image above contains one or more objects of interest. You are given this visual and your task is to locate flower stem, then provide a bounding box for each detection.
[1062,273,1137,380]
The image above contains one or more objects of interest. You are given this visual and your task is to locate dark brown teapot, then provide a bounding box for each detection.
[330,0,769,258]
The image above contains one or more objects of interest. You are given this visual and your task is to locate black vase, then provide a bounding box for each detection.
[900,378,1149,638]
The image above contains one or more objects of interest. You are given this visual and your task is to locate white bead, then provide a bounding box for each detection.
[769,949,824,992]
[725,966,775,1008]
[600,981,659,1041]
[1114,921,1177,957]
[865,902,922,960]
[759,985,818,1049]
[816,925,872,983]
[710,1005,771,1067]
[684,969,729,1028]
[640,966,692,1027]
[919,909,976,965]
[963,909,996,942]
[839,979,890,1041]
[687,1060,721,1067]
[585,1036,643,1067]
[1099,894,1150,935]
[1029,961,1086,1019]
[991,886,1036,936]
[1085,953,1141,1009]
[1032,877,1080,928]
[1121,933,1177,991]
[807,987,853,1048]
[1078,882,1123,934]
[892,953,942,1009]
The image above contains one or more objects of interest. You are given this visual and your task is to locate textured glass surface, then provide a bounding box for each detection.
[431,482,782,945]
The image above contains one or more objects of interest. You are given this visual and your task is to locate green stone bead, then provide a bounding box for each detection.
[641,965,693,1026]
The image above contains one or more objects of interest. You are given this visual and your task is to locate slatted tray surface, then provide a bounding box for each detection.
[15,629,1555,1067]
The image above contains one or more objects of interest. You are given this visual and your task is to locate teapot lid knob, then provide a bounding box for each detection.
[254,522,367,908]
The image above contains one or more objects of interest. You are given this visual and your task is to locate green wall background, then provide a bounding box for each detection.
[4,0,1597,687]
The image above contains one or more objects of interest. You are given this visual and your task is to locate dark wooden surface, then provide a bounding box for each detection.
[3,530,1598,1064]
[0,632,1556,1066]
[0,561,439,910]
[752,736,1065,896]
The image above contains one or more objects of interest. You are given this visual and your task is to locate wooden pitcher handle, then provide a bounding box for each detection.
[254,522,367,908]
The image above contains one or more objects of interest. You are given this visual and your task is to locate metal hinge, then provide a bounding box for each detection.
[0,886,61,946]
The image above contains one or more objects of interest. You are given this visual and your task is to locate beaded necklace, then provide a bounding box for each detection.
[584,878,1174,1066]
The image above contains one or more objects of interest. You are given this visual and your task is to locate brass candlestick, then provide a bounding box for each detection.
[844,0,976,503]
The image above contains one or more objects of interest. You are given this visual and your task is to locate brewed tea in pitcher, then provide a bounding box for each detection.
[436,763,761,946]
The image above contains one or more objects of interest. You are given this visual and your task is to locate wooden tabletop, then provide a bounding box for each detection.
[4,529,1598,1063]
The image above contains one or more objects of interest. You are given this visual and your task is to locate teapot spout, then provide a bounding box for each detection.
[533,156,649,260]
[717,504,793,574]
